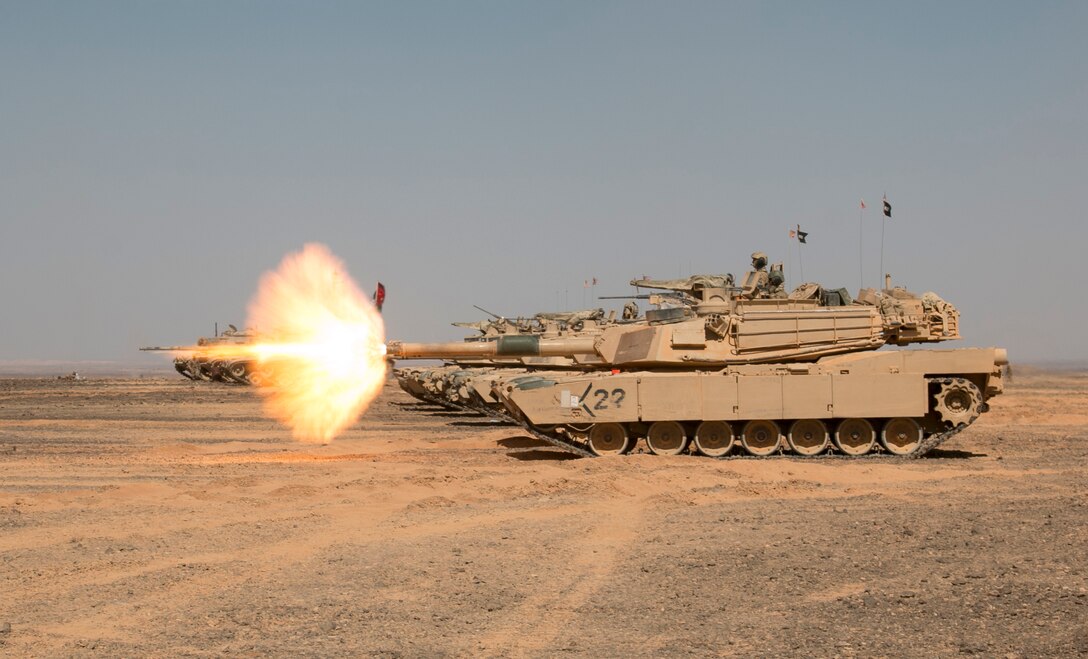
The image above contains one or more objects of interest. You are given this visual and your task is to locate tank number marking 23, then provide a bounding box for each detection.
[572,384,626,417]
[592,388,626,410]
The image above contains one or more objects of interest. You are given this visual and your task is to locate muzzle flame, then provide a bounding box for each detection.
[212,244,387,443]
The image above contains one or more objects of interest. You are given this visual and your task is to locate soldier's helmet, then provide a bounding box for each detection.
[768,270,784,286]
[751,252,768,269]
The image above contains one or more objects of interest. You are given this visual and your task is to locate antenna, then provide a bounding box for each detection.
[472,305,503,320]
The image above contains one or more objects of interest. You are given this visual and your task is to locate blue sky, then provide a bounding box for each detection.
[1,1,1086,364]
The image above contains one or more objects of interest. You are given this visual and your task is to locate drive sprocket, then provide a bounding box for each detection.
[932,378,982,426]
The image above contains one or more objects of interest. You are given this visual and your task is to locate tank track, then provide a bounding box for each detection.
[172,357,255,385]
[441,395,597,458]
[504,416,596,458]
[463,376,982,460]
[907,420,970,459]
[407,390,474,413]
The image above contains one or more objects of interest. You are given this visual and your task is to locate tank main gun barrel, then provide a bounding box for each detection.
[386,335,598,360]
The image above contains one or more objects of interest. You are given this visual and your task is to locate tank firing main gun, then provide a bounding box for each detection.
[140,325,261,384]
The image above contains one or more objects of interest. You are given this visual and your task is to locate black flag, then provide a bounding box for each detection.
[797,227,808,244]
[883,196,892,218]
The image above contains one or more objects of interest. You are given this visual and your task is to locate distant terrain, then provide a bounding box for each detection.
[0,360,174,378]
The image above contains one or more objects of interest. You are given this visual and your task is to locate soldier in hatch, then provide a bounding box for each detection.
[764,270,787,299]
[751,251,768,272]
[738,251,771,299]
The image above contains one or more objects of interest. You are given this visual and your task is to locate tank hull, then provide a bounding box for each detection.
[489,347,1005,457]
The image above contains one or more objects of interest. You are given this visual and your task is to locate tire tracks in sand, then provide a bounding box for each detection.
[470,492,647,658]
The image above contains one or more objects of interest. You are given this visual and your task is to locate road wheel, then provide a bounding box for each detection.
[587,423,631,456]
[833,418,875,456]
[741,420,780,456]
[881,417,924,456]
[787,419,829,456]
[228,362,249,383]
[194,361,214,381]
[694,421,734,457]
[646,421,688,456]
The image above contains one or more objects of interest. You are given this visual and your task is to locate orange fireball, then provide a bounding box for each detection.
[241,244,387,443]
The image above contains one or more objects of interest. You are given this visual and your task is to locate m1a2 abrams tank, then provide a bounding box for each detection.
[386,274,1006,459]
[141,325,262,385]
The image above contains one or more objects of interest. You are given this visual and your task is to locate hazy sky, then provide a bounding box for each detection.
[2,1,1086,365]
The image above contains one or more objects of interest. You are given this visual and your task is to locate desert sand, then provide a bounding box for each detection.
[1,370,1086,657]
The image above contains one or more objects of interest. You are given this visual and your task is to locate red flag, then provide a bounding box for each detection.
[789,229,796,238]
[860,199,866,209]
[373,282,385,312]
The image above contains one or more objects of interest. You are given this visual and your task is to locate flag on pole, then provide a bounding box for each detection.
[883,195,892,218]
[583,280,589,289]
[860,199,867,209]
[592,277,598,286]
[373,282,386,312]
[789,229,796,239]
[797,226,808,244]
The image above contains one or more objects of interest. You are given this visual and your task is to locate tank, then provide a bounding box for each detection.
[141,325,263,385]
[386,270,1006,459]
[393,307,630,411]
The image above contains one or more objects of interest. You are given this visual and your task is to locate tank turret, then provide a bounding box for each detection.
[389,289,960,367]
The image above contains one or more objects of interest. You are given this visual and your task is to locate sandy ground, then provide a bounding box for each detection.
[1,370,1086,657]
